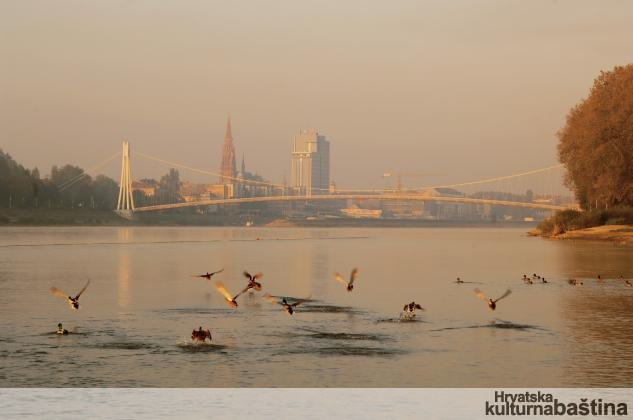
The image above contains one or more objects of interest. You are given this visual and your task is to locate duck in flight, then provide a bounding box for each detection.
[263,294,309,315]
[50,280,90,310]
[403,301,424,313]
[334,268,358,292]
[214,281,244,308]
[243,271,263,291]
[192,269,224,280]
[56,323,69,335]
[191,327,212,342]
[473,288,511,311]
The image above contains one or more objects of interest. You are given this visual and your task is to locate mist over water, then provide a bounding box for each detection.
[1,226,632,387]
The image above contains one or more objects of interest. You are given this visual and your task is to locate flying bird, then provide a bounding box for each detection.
[191,327,212,342]
[403,301,424,313]
[214,280,244,308]
[263,294,309,315]
[192,269,224,280]
[50,280,90,310]
[243,271,263,291]
[473,288,511,311]
[334,268,358,292]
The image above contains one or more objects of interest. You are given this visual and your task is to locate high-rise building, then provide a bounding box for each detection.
[219,116,237,185]
[291,129,330,195]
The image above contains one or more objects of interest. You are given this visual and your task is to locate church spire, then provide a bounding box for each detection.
[225,115,232,140]
[219,115,236,184]
[241,153,246,175]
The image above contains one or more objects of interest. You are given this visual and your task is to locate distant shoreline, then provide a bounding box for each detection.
[0,208,539,229]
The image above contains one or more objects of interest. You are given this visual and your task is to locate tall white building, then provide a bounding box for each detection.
[291,129,330,195]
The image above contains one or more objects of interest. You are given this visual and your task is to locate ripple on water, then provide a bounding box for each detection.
[277,345,405,357]
[298,328,387,342]
[432,320,545,332]
[87,342,159,351]
[176,341,229,353]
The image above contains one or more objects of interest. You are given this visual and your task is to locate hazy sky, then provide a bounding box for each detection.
[1,0,632,191]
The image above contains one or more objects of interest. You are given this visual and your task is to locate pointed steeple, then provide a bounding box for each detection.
[241,153,246,175]
[219,115,236,184]
[225,115,233,140]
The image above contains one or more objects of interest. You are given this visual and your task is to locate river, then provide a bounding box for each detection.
[1,226,631,387]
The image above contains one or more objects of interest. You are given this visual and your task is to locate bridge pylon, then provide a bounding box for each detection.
[116,141,135,218]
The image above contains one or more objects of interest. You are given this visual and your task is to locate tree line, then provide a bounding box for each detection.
[0,149,182,210]
[558,64,633,210]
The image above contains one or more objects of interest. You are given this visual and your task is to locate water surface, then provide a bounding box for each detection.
[1,226,632,387]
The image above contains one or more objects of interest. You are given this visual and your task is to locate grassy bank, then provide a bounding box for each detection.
[534,207,633,242]
[0,208,130,226]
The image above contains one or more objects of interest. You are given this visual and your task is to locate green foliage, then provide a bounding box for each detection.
[538,207,633,235]
[0,149,118,210]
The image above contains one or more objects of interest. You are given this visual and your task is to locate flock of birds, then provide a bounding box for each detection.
[48,270,633,341]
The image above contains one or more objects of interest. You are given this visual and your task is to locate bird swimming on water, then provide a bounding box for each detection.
[214,280,244,308]
[568,278,583,286]
[334,268,358,292]
[473,288,512,311]
[50,280,90,310]
[263,294,309,315]
[456,277,464,284]
[56,323,68,335]
[192,269,224,280]
[243,271,263,291]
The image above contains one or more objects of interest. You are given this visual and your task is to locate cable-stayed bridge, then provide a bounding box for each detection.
[69,141,577,216]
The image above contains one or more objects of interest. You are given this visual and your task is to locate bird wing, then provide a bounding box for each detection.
[214,281,234,301]
[414,304,424,310]
[74,280,90,300]
[333,272,347,285]
[243,271,252,280]
[50,287,68,299]
[262,293,281,306]
[403,304,408,311]
[234,285,251,299]
[349,268,358,285]
[493,289,512,303]
[291,296,311,308]
[253,272,263,280]
[210,269,224,276]
[473,288,487,301]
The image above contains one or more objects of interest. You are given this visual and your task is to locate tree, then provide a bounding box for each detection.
[558,64,633,209]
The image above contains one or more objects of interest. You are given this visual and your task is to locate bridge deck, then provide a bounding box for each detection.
[133,194,572,213]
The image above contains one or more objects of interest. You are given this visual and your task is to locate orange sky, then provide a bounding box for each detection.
[1,0,632,192]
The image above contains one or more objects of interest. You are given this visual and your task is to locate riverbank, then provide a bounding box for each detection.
[531,224,633,244]
[0,209,539,228]
[0,208,130,226]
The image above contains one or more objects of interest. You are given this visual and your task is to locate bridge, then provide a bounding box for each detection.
[70,141,576,216]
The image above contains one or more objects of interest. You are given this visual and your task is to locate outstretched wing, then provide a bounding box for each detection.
[291,296,311,308]
[403,304,409,311]
[414,304,424,310]
[214,281,233,301]
[252,272,263,280]
[333,272,347,285]
[349,268,358,286]
[74,280,90,300]
[493,289,512,303]
[50,287,68,299]
[262,293,281,306]
[243,271,252,281]
[473,288,487,301]
[210,269,224,276]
